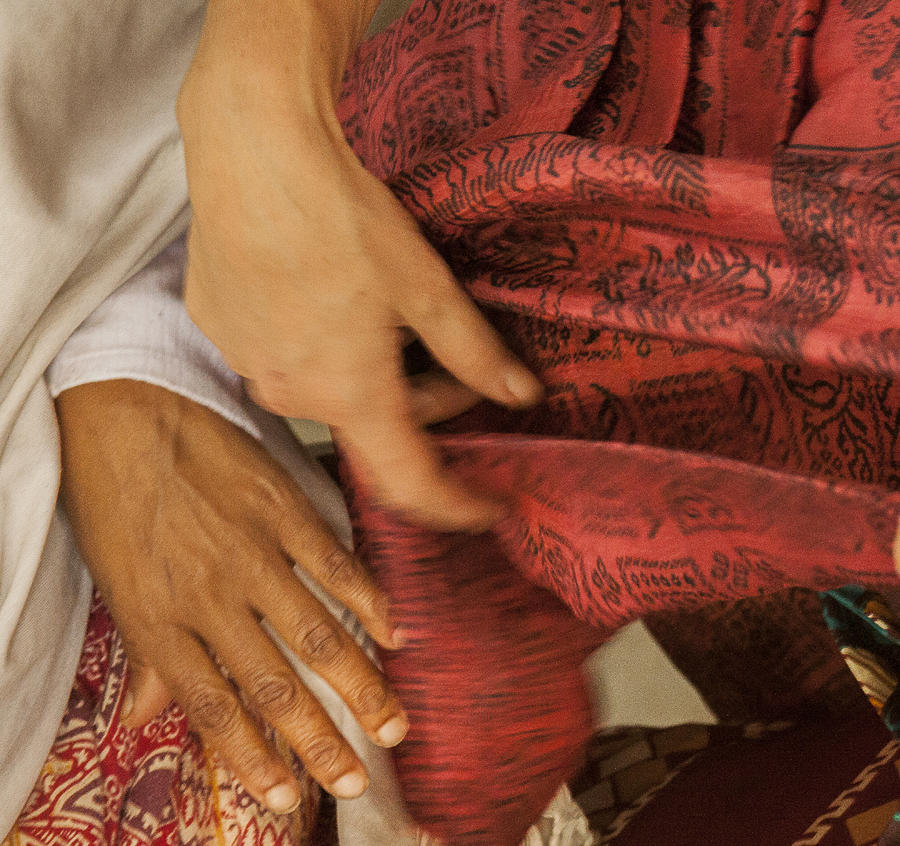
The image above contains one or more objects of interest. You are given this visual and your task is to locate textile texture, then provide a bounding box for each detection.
[0,0,199,826]
[571,700,900,845]
[4,595,327,846]
[333,0,900,843]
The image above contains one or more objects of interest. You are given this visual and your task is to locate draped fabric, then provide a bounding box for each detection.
[334,0,900,842]
[570,707,900,844]
[0,0,200,828]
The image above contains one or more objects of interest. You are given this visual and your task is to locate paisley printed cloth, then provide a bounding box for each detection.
[333,0,900,843]
[4,594,327,846]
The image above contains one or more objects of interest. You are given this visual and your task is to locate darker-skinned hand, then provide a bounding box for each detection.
[56,379,407,813]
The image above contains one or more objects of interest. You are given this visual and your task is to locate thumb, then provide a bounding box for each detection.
[121,661,173,728]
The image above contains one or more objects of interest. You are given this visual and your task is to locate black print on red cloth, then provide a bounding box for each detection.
[772,146,900,312]
[335,0,900,842]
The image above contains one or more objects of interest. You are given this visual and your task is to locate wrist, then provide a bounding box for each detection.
[195,0,378,110]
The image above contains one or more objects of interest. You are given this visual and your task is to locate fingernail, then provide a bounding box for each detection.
[391,627,408,648]
[504,367,543,405]
[121,691,134,721]
[331,770,368,799]
[265,782,302,814]
[375,715,409,748]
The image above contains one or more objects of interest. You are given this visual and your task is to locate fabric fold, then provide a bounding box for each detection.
[335,0,900,841]
[346,439,900,842]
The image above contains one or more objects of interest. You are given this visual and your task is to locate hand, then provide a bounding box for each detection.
[56,380,406,813]
[176,0,543,533]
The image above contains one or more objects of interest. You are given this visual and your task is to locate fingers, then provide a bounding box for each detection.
[399,272,543,410]
[338,405,507,532]
[274,489,401,651]
[407,372,481,425]
[158,628,305,813]
[335,338,506,532]
[204,607,370,799]
[253,560,408,750]
[121,661,172,728]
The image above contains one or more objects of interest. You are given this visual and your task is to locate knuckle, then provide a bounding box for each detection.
[409,283,451,326]
[172,551,223,600]
[248,672,300,718]
[354,586,391,627]
[298,620,344,666]
[291,688,328,725]
[119,627,152,665]
[349,681,390,716]
[184,685,242,736]
[318,548,362,592]
[236,747,278,785]
[302,735,343,772]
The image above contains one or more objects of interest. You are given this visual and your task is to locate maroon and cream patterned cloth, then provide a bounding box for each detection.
[5,594,327,846]
[334,0,900,842]
[572,699,900,845]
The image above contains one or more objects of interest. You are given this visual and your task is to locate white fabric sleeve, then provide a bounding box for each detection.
[44,236,262,442]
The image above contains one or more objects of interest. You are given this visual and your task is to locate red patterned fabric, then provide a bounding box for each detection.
[7,594,323,846]
[335,0,900,843]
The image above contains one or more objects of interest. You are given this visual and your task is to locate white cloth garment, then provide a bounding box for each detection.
[0,1,203,833]
[45,238,255,437]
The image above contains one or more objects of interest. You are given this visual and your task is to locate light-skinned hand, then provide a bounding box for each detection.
[177,0,543,533]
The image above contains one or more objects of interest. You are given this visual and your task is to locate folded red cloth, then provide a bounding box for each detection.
[336,0,900,841]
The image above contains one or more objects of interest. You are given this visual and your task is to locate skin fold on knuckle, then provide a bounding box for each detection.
[248,671,301,720]
[348,680,391,717]
[299,734,347,775]
[318,547,364,594]
[183,683,243,738]
[347,591,392,642]
[233,746,286,794]
[296,618,345,667]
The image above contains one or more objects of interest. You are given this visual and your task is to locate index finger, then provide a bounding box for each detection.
[398,267,543,410]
